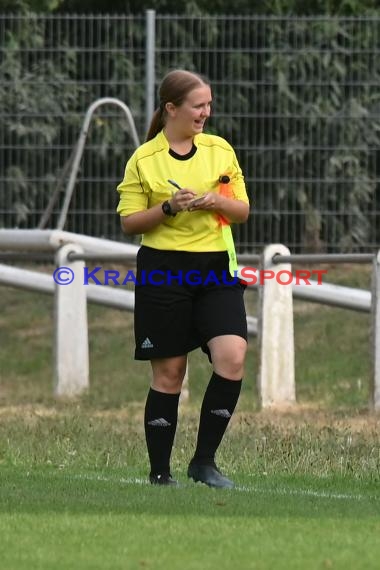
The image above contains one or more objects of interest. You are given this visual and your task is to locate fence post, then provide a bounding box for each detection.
[371,250,380,410]
[54,243,89,397]
[145,9,156,135]
[258,244,296,408]
[180,363,189,403]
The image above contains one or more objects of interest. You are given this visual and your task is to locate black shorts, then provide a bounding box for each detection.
[134,246,247,360]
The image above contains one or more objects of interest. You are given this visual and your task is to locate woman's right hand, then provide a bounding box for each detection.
[169,188,197,213]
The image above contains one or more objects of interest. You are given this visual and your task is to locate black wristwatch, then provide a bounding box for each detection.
[162,200,177,217]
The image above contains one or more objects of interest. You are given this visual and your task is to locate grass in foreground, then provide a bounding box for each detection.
[1,465,380,570]
[1,406,380,569]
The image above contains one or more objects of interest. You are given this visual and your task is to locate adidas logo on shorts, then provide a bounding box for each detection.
[147,418,171,427]
[141,337,154,349]
[211,409,231,419]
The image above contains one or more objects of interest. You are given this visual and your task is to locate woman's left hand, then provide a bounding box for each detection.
[188,192,249,224]
[188,192,222,211]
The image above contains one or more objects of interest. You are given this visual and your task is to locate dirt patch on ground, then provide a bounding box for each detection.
[234,403,380,434]
[1,401,379,434]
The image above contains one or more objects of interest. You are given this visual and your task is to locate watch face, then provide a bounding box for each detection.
[162,200,175,216]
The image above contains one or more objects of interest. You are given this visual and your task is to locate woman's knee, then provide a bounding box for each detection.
[208,336,247,379]
[151,356,187,393]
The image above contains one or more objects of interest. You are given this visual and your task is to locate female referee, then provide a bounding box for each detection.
[116,69,249,488]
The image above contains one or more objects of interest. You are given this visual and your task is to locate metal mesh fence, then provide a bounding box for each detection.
[0,14,145,243]
[1,14,379,252]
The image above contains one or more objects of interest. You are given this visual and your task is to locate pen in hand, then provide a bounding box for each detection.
[168,179,182,191]
[168,179,200,210]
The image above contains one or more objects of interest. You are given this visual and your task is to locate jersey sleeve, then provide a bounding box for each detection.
[229,148,249,205]
[116,153,149,216]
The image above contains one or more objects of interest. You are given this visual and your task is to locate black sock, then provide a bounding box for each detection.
[192,372,242,464]
[144,388,180,476]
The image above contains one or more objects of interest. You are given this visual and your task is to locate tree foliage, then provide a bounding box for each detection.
[1,11,379,249]
[0,14,81,225]
[0,0,63,11]
[1,0,380,14]
[259,18,380,250]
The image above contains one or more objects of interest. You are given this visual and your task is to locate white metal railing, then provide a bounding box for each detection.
[0,230,139,397]
[0,230,378,409]
[0,229,257,399]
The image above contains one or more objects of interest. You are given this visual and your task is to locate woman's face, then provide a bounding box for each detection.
[167,84,212,137]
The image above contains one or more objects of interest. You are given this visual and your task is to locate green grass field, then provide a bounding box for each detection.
[1,263,379,569]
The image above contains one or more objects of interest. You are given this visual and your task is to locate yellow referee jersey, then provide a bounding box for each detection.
[116,130,249,252]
